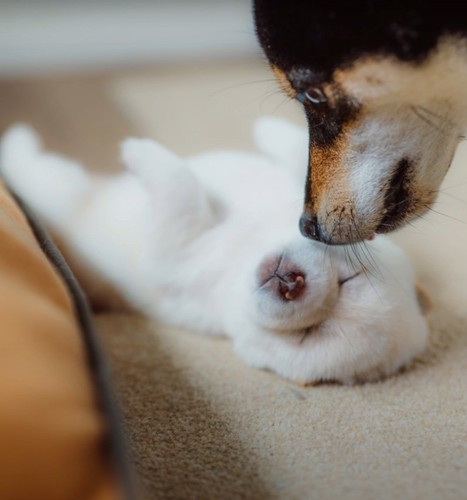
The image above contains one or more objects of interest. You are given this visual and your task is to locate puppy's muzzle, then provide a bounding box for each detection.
[276,272,306,301]
[258,254,306,301]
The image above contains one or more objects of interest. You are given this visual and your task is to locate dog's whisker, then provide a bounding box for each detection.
[348,234,366,277]
[423,204,467,225]
[258,88,291,109]
[415,105,444,121]
[409,105,443,132]
[209,78,279,98]
[347,224,371,277]
[438,180,467,191]
[416,105,457,130]
[270,95,295,114]
[435,190,467,205]
[349,208,381,277]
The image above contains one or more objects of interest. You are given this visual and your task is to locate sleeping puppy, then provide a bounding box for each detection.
[254,1,467,244]
[0,120,428,385]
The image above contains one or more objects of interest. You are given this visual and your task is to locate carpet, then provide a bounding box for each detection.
[95,61,467,499]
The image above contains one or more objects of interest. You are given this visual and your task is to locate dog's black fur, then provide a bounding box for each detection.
[254,1,467,243]
[255,1,467,79]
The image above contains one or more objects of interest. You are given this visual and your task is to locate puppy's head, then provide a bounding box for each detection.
[254,1,467,243]
[238,235,429,384]
[249,237,376,333]
[253,240,340,331]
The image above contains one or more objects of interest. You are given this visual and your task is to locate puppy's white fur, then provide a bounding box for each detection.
[0,119,428,384]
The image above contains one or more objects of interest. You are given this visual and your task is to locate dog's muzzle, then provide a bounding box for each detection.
[299,210,376,245]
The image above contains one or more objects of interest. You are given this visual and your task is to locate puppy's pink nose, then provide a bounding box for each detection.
[277,272,306,301]
[257,253,306,301]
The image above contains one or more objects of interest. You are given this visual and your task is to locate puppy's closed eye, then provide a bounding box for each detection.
[338,271,361,286]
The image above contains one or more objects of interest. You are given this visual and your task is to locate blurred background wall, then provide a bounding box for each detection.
[0,0,258,77]
[0,0,304,170]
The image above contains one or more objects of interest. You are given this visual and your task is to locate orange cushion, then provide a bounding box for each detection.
[0,182,121,500]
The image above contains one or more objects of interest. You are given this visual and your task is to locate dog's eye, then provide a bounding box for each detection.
[297,87,327,104]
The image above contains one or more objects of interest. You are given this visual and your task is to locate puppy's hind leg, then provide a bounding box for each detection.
[121,138,214,242]
[0,124,91,229]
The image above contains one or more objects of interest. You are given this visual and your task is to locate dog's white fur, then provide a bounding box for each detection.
[0,119,428,384]
[336,38,467,235]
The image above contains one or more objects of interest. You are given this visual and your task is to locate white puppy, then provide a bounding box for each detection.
[0,119,429,384]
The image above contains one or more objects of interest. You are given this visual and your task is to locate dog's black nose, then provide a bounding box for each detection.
[299,212,321,241]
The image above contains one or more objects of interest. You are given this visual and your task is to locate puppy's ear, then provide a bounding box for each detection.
[415,284,433,316]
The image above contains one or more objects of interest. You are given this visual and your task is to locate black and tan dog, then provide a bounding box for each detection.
[254,1,467,244]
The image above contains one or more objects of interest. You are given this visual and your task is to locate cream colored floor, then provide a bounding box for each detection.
[90,60,467,499]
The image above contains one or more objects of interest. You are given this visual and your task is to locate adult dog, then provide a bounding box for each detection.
[254,1,467,244]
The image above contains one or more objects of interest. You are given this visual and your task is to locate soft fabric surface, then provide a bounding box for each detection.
[96,306,466,499]
[94,66,467,498]
[0,181,121,500]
